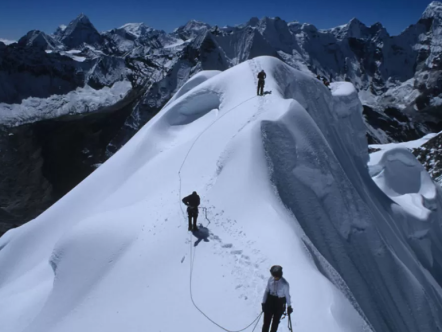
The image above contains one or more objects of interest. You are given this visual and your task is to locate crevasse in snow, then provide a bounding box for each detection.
[0,56,442,332]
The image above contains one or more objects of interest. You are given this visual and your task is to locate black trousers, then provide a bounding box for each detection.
[257,80,265,95]
[187,207,198,228]
[262,295,286,332]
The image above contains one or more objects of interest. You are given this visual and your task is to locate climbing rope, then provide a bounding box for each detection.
[189,237,263,332]
[177,92,258,227]
[199,206,211,225]
[177,60,264,332]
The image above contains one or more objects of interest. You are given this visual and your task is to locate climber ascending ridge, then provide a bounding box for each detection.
[182,191,200,231]
[257,70,266,96]
[261,265,293,332]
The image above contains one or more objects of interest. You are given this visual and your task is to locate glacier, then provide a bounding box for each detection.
[0,81,131,126]
[1,57,442,332]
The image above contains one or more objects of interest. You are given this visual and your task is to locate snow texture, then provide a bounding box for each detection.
[0,81,131,126]
[1,56,442,332]
[369,132,439,165]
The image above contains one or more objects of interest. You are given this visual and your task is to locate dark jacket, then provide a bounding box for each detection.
[258,71,266,80]
[182,193,200,208]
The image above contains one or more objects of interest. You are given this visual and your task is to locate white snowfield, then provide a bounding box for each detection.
[1,56,442,332]
[166,70,222,106]
[368,132,440,165]
[0,38,16,45]
[0,81,132,126]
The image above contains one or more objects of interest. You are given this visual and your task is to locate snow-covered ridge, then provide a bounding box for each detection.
[0,38,16,45]
[1,0,442,233]
[18,30,60,49]
[422,1,442,19]
[1,56,442,332]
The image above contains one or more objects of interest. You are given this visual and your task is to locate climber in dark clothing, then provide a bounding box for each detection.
[257,70,266,96]
[322,77,330,87]
[262,265,292,332]
[182,191,200,231]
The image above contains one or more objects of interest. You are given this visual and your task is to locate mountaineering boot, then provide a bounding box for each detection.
[193,224,198,231]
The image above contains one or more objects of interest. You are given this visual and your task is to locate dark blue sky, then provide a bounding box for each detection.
[0,0,435,40]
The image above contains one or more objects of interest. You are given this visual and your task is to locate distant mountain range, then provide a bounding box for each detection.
[1,2,442,233]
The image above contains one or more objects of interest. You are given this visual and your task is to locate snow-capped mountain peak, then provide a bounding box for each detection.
[59,13,102,48]
[246,17,260,27]
[118,23,152,38]
[63,13,94,34]
[18,30,60,49]
[53,24,67,38]
[0,38,16,45]
[258,16,289,31]
[330,18,372,40]
[256,16,294,52]
[369,22,385,32]
[422,1,442,19]
[348,17,363,25]
[173,19,211,34]
[174,19,211,40]
[76,13,91,24]
[183,19,211,30]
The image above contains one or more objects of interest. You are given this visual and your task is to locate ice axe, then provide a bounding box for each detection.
[287,312,293,332]
[281,310,293,332]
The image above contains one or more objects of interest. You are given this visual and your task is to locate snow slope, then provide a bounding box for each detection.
[1,56,442,332]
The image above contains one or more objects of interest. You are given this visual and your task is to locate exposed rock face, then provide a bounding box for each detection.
[0,125,52,235]
[363,105,442,144]
[18,30,61,50]
[57,14,104,49]
[0,88,141,236]
[413,132,442,185]
[0,44,87,104]
[173,20,211,40]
